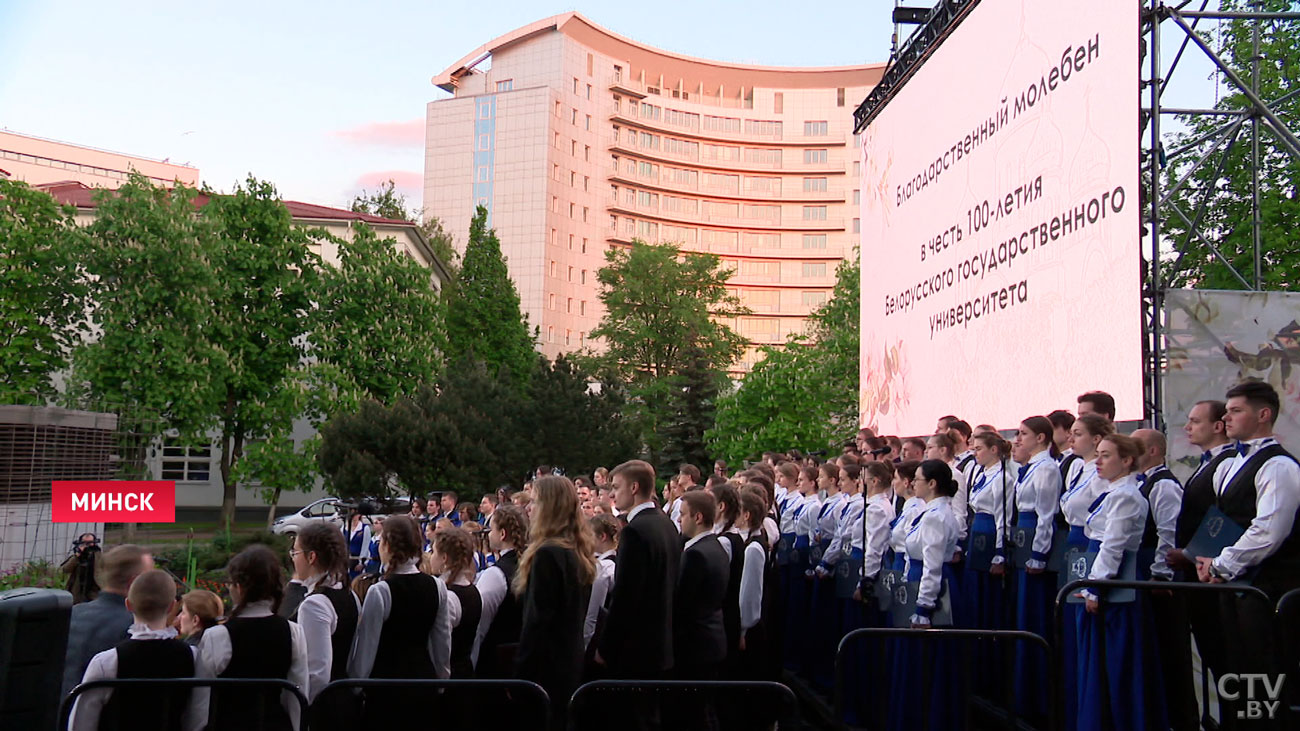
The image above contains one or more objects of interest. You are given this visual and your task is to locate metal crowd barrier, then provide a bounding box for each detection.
[1054,579,1277,731]
[310,678,550,731]
[833,626,1053,731]
[59,678,309,731]
[567,679,799,731]
[1275,588,1300,720]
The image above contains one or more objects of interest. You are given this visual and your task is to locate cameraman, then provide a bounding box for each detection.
[60,533,102,604]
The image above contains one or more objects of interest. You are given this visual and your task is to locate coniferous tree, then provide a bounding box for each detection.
[445,206,536,388]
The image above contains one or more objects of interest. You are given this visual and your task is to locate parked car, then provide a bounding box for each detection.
[271,498,342,536]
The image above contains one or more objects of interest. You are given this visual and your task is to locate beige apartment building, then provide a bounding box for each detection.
[0,129,198,189]
[425,13,883,368]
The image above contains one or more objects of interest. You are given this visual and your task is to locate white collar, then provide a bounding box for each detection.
[596,549,616,560]
[1028,449,1053,466]
[390,557,421,575]
[684,532,711,551]
[627,501,656,522]
[235,599,275,618]
[1203,441,1234,457]
[128,624,179,640]
[1143,464,1169,478]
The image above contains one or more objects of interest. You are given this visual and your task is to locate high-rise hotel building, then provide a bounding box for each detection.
[425,13,883,368]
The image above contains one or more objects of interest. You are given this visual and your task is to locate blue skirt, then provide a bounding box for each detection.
[783,535,812,671]
[887,562,965,731]
[1061,525,1087,731]
[1013,512,1054,721]
[965,513,1014,699]
[810,540,837,686]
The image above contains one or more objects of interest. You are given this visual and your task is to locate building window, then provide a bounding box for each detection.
[803,177,828,193]
[161,439,211,482]
[551,228,557,246]
[569,202,575,218]
[585,114,591,130]
[610,215,618,231]
[804,149,828,164]
[549,293,556,310]
[568,233,574,249]
[567,298,573,313]
[587,84,592,99]
[565,329,572,346]
[804,121,829,136]
[570,171,576,187]
[548,326,555,343]
[853,218,861,233]
[802,262,828,277]
[614,64,623,82]
[854,160,862,176]
[477,134,490,150]
[568,266,574,282]
[582,206,589,222]
[580,300,587,316]
[802,234,828,249]
[550,261,558,277]
[571,140,577,156]
[774,92,783,114]
[802,290,828,307]
[552,195,559,212]
[581,269,587,284]
[853,189,861,205]
[802,206,828,221]
[572,108,578,125]
[555,100,562,117]
[587,53,594,75]
[477,166,489,182]
[584,145,591,161]
[496,79,513,92]
[582,238,588,253]
[573,77,580,94]
[479,100,491,118]
[837,88,845,107]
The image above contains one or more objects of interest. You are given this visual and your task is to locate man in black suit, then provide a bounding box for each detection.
[593,460,680,731]
[671,490,730,731]
[597,459,681,677]
[674,490,729,680]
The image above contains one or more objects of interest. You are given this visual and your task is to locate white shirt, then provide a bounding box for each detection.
[471,549,514,666]
[292,574,360,702]
[823,492,865,566]
[950,457,974,540]
[891,496,926,555]
[794,494,821,539]
[1015,449,1062,569]
[969,461,1013,563]
[710,522,734,561]
[905,496,960,623]
[814,492,845,544]
[197,600,310,730]
[71,625,206,731]
[1187,442,1235,485]
[584,551,616,648]
[627,500,657,524]
[669,497,684,531]
[1141,464,1184,579]
[1211,436,1300,580]
[739,532,766,631]
[1082,474,1148,601]
[777,490,800,533]
[861,493,897,580]
[348,559,452,681]
[1061,458,1100,527]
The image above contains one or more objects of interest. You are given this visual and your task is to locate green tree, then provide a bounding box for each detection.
[523,354,639,475]
[316,399,399,500]
[0,180,91,404]
[586,241,747,461]
[350,178,459,277]
[1163,0,1300,289]
[657,346,722,475]
[74,174,222,442]
[707,256,861,464]
[204,176,322,526]
[311,222,445,404]
[444,206,536,387]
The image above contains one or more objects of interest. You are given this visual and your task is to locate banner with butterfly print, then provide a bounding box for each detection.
[1164,289,1300,481]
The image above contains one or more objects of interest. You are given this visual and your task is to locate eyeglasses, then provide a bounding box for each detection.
[288,549,304,558]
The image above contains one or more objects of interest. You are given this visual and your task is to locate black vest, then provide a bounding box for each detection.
[1216,443,1300,598]
[719,531,744,660]
[313,585,359,683]
[211,615,293,731]
[958,453,977,476]
[99,638,194,731]
[372,573,441,679]
[1139,467,1181,550]
[480,551,522,677]
[1177,448,1235,547]
[446,583,482,679]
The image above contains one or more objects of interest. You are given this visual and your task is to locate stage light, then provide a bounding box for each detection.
[892,7,931,25]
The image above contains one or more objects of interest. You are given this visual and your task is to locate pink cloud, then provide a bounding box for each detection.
[332,119,424,147]
[355,170,423,194]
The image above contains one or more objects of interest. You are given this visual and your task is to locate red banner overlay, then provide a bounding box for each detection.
[52,481,176,523]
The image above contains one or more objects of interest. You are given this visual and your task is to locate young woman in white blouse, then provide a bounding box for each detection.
[889,459,962,731]
[1074,434,1165,731]
[1010,415,1063,723]
[347,515,452,726]
[286,523,359,710]
[1058,413,1113,731]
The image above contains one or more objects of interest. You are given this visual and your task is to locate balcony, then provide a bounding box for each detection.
[609,140,845,176]
[608,200,843,233]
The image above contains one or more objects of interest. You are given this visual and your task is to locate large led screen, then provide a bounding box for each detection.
[858,0,1142,434]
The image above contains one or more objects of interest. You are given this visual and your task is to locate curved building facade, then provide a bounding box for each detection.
[425,12,883,368]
